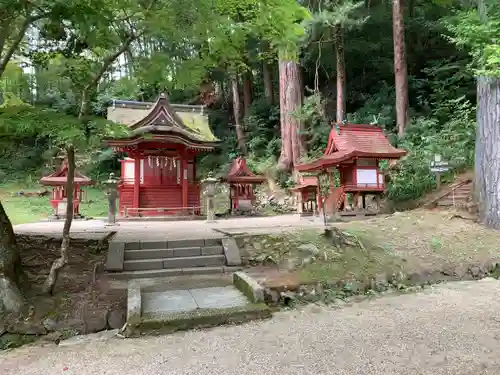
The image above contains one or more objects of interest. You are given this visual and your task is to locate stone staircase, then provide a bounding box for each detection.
[436,181,472,209]
[109,237,242,280]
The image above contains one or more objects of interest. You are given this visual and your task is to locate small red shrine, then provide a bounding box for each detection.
[39,159,94,218]
[290,175,320,216]
[295,123,406,214]
[105,93,219,217]
[221,156,266,212]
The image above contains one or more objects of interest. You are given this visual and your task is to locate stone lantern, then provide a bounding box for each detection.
[104,172,120,225]
[202,172,218,222]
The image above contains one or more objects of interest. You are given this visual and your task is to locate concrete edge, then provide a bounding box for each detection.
[125,304,271,337]
[221,237,242,266]
[233,271,265,303]
[127,283,142,321]
[105,241,125,271]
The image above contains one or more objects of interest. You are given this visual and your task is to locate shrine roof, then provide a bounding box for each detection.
[296,124,406,172]
[40,160,93,186]
[221,157,266,184]
[106,93,219,147]
[290,175,318,191]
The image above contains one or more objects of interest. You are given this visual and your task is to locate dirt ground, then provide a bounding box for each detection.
[243,209,500,289]
[1,235,126,348]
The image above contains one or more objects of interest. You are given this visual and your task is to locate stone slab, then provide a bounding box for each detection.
[127,284,141,321]
[168,238,206,248]
[221,237,242,266]
[124,249,173,261]
[140,240,168,249]
[163,255,225,269]
[124,259,163,271]
[190,286,249,309]
[124,241,140,250]
[201,245,224,256]
[142,290,197,314]
[182,266,224,275]
[105,241,125,272]
[233,271,265,303]
[204,238,222,246]
[173,247,201,257]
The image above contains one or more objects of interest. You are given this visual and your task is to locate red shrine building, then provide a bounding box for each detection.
[290,175,321,216]
[295,123,406,215]
[106,94,219,217]
[39,159,94,218]
[220,156,266,213]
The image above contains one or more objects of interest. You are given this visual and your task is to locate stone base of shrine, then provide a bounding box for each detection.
[47,213,86,221]
[117,215,207,222]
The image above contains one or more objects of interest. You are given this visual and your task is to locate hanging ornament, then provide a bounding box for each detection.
[156,156,160,167]
[148,156,152,167]
[169,157,173,170]
[173,158,177,168]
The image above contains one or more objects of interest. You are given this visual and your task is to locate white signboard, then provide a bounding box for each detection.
[123,161,135,184]
[430,166,450,173]
[57,201,67,216]
[356,169,378,185]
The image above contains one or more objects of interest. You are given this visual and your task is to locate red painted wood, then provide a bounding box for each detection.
[119,183,201,216]
[182,157,188,208]
[133,157,141,209]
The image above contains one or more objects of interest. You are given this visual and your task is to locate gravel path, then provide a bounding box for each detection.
[3,279,500,375]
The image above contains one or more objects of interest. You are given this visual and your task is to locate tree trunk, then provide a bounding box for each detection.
[43,145,75,295]
[334,25,346,124]
[263,61,273,104]
[0,200,24,313]
[242,72,252,117]
[278,58,304,172]
[474,78,500,228]
[392,0,410,137]
[231,75,247,155]
[43,37,137,294]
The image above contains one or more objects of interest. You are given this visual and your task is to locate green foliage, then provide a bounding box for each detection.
[386,97,475,201]
[444,3,500,77]
[0,0,495,215]
[292,92,330,159]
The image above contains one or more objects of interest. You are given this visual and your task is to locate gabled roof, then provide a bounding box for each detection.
[222,156,266,184]
[290,175,318,191]
[296,124,406,172]
[40,159,93,186]
[106,93,219,149]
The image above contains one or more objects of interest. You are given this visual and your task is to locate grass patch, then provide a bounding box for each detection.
[0,183,107,224]
[337,210,500,272]
[245,210,500,288]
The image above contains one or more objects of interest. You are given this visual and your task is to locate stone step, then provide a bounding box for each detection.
[125,238,222,251]
[110,266,244,280]
[438,198,468,206]
[123,255,226,271]
[124,245,224,261]
[164,255,226,269]
[448,193,469,198]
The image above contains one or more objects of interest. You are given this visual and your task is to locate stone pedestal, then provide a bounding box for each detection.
[206,196,215,223]
[104,172,120,226]
[107,190,118,225]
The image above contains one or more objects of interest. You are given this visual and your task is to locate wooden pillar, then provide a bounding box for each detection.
[182,156,188,209]
[234,185,239,209]
[133,155,140,213]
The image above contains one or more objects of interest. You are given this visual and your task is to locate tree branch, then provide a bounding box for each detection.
[0,9,49,78]
[0,18,30,78]
[78,33,141,119]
